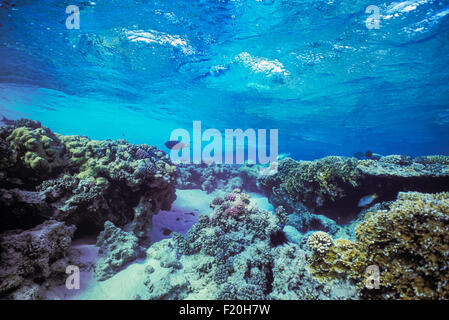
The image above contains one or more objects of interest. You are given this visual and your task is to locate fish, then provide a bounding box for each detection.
[366,151,382,160]
[276,153,291,161]
[0,115,14,125]
[353,152,365,159]
[164,140,189,150]
[354,151,381,160]
[358,193,378,207]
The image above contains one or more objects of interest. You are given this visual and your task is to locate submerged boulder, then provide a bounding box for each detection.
[259,155,449,222]
[0,220,76,299]
[307,191,449,299]
[94,221,144,281]
[0,119,177,236]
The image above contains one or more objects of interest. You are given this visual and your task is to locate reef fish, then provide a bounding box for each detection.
[276,153,291,161]
[164,140,189,150]
[358,193,378,207]
[354,150,381,160]
[0,115,14,125]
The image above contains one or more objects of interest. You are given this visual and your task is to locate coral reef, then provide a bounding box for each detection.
[260,155,449,222]
[0,119,177,235]
[0,221,76,299]
[94,221,144,281]
[139,191,358,300]
[307,192,449,299]
[6,126,68,175]
[307,231,334,255]
[357,155,449,177]
[0,119,177,298]
[176,162,261,193]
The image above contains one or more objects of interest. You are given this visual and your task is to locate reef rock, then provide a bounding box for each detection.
[176,162,261,193]
[0,220,76,299]
[307,191,449,299]
[139,190,358,300]
[94,221,144,281]
[259,155,449,222]
[0,119,177,237]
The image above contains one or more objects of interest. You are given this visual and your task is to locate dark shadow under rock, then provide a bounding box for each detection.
[259,155,449,224]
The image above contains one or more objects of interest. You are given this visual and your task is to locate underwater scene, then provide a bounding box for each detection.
[0,0,449,302]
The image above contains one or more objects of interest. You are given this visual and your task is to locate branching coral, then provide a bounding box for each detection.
[308,192,449,299]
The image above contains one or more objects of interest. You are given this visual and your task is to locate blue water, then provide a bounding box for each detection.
[1,0,449,160]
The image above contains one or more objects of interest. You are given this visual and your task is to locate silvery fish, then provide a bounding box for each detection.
[358,193,378,207]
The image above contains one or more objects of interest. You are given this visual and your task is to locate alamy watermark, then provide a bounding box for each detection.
[168,121,279,176]
[365,265,380,289]
[365,5,381,29]
[65,265,80,290]
[63,4,383,31]
[66,5,80,29]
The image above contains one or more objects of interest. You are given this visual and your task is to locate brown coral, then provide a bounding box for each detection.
[308,192,449,299]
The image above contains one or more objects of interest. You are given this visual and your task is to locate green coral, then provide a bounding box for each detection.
[308,192,449,299]
[58,135,176,189]
[6,126,68,174]
[0,119,177,237]
[281,156,360,205]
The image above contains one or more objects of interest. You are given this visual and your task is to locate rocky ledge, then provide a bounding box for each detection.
[0,119,177,298]
[259,155,449,222]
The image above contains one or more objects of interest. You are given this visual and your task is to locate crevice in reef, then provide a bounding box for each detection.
[264,262,274,295]
[318,175,449,224]
[71,181,141,239]
[73,219,102,240]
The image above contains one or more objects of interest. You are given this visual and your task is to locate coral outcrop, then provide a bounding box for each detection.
[139,190,358,300]
[0,220,76,299]
[176,162,261,193]
[260,155,449,222]
[307,192,449,299]
[95,221,144,281]
[307,231,334,255]
[0,119,177,235]
[6,125,68,175]
[0,119,178,297]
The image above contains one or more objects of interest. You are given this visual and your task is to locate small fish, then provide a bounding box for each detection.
[353,152,365,159]
[0,115,14,125]
[358,193,378,207]
[276,153,291,161]
[164,140,189,150]
[161,228,172,236]
[354,151,381,160]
